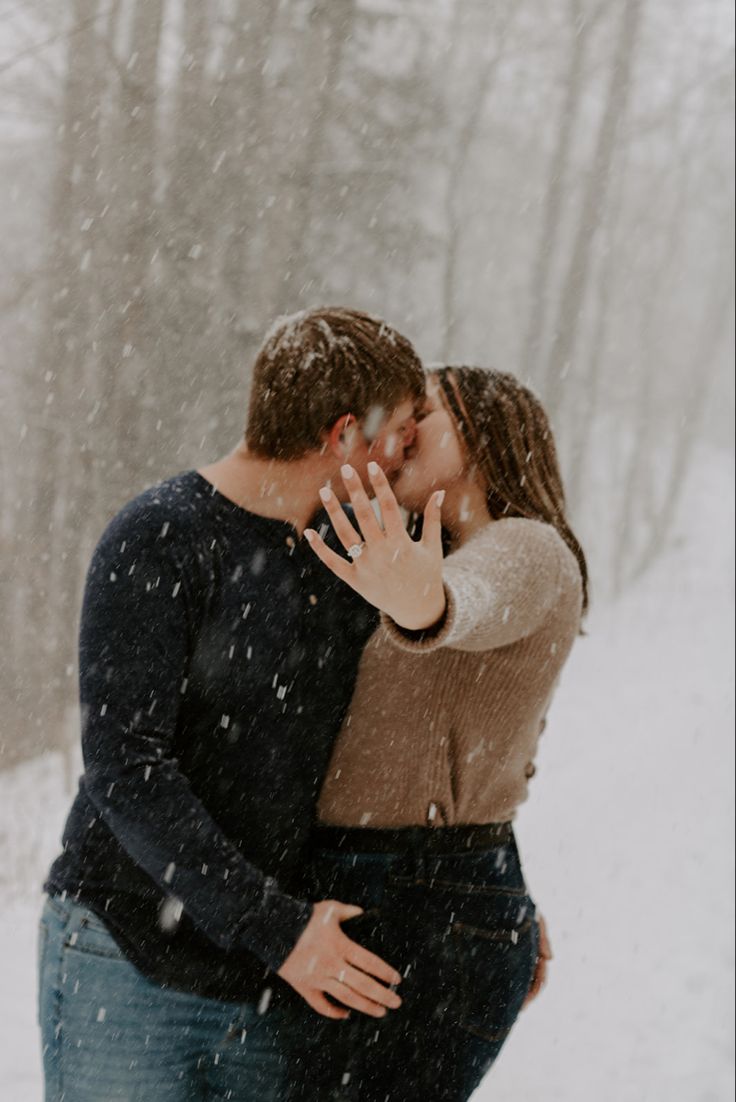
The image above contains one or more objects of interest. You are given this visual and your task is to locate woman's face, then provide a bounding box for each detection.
[392,377,467,512]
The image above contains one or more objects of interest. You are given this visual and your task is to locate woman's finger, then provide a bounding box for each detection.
[340,465,384,543]
[523,952,548,1007]
[420,489,445,552]
[318,486,363,552]
[538,916,553,960]
[303,529,354,587]
[366,461,406,540]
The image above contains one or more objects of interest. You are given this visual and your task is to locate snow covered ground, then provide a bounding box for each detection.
[1,448,733,1101]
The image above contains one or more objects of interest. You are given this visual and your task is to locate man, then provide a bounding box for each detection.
[39,307,426,1101]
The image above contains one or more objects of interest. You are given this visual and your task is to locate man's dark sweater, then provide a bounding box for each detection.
[44,470,377,1002]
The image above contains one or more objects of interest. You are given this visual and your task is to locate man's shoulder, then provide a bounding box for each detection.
[93,470,213,562]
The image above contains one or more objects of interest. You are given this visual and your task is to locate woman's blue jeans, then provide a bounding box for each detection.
[286,830,540,1102]
[37,893,291,1101]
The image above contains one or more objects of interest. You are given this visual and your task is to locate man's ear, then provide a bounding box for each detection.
[324,413,359,459]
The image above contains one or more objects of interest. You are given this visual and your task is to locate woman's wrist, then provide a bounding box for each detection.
[390,584,447,633]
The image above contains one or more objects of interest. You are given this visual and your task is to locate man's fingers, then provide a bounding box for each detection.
[303,529,354,586]
[341,465,384,543]
[343,940,402,987]
[366,461,406,539]
[324,979,387,1019]
[317,486,363,551]
[307,991,350,1020]
[339,965,402,1009]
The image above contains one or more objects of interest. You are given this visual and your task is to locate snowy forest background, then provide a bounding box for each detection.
[1,1,734,1099]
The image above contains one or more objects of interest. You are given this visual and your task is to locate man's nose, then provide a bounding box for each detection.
[403,420,417,449]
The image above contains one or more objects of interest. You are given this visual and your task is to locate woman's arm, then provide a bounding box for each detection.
[304,463,578,653]
[382,517,575,653]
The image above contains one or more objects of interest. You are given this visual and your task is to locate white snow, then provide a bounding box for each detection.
[1,446,733,1101]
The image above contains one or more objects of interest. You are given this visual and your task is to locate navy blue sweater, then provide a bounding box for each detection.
[44,470,377,1001]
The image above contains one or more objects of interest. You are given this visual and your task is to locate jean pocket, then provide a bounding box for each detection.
[63,907,127,962]
[451,900,538,1045]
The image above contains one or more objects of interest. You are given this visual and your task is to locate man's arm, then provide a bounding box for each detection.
[79,516,310,972]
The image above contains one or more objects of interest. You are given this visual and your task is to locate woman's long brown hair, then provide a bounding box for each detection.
[434,366,589,614]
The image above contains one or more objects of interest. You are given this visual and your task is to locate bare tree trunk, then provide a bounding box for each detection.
[544,0,643,420]
[22,0,106,755]
[611,89,722,590]
[564,140,629,511]
[260,0,357,318]
[155,0,214,451]
[628,252,734,582]
[94,0,165,503]
[441,3,514,361]
[520,0,590,383]
[216,0,281,360]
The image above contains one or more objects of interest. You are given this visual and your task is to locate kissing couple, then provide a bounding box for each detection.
[39,306,587,1101]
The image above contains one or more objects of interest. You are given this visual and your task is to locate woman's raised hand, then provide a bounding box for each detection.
[304,461,446,632]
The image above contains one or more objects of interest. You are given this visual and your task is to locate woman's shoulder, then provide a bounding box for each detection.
[449,517,581,596]
[450,515,562,558]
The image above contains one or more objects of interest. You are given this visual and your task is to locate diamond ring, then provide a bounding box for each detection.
[347,543,365,561]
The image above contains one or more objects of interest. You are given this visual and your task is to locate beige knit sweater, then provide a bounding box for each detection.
[317,518,584,828]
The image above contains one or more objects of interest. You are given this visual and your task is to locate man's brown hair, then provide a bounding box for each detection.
[246,307,425,460]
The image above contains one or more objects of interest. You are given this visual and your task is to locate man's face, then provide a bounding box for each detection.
[359,398,420,484]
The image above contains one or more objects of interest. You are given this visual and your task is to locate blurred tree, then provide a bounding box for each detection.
[543,0,644,420]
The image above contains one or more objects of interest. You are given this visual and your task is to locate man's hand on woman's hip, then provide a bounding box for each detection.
[277,900,403,1020]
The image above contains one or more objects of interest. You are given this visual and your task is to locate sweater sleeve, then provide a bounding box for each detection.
[382,518,578,654]
[78,508,312,973]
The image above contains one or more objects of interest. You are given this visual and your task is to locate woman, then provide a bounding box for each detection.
[291,366,588,1101]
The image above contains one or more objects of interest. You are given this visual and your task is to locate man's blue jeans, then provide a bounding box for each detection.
[37,893,291,1101]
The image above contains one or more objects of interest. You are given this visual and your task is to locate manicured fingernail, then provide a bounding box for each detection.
[341,464,355,480]
[367,461,380,477]
[303,529,315,543]
[435,490,445,507]
[319,486,332,503]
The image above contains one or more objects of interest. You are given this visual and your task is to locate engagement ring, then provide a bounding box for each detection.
[347,543,365,560]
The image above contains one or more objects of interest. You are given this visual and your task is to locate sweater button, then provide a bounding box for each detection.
[525,762,537,779]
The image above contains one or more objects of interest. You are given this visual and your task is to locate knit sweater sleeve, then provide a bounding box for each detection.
[383,518,579,653]
[78,503,312,973]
